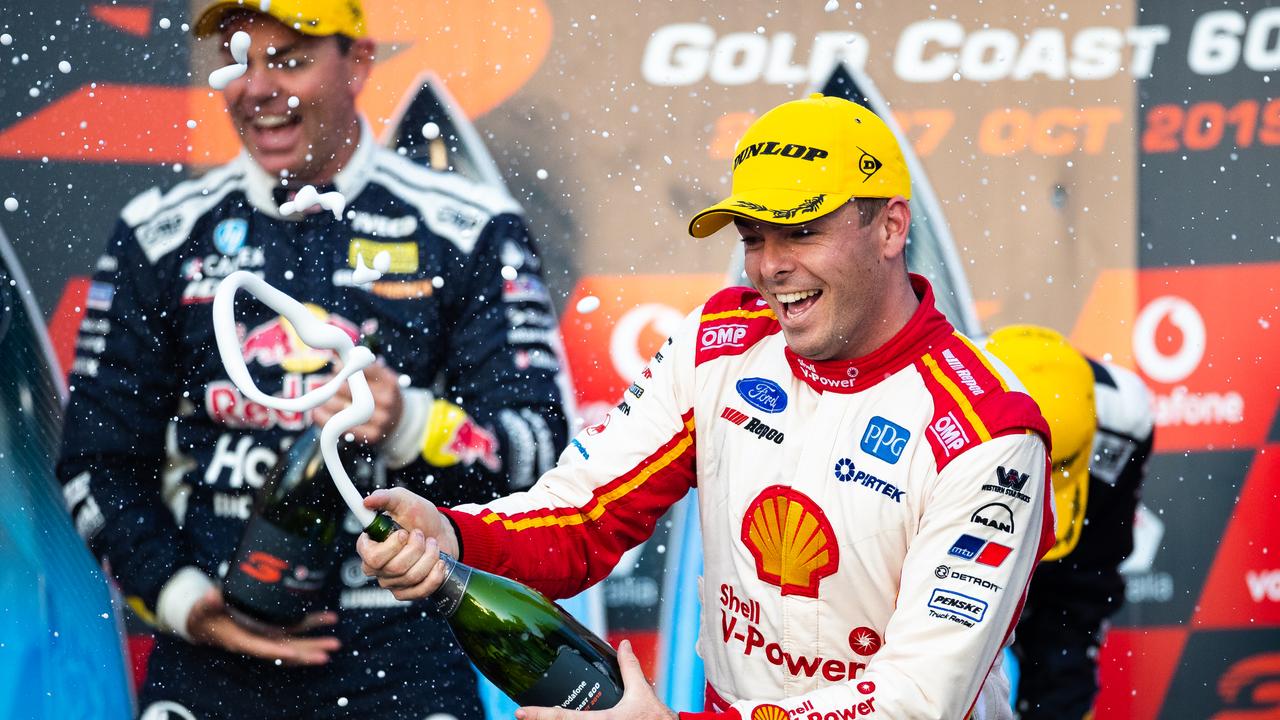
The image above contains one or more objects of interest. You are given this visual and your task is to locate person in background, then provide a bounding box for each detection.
[357,94,1056,720]
[985,325,1155,720]
[56,1,569,717]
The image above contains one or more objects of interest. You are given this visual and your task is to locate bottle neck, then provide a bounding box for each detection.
[429,552,471,617]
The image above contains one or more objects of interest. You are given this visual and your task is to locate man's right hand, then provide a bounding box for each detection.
[186,588,340,665]
[355,487,458,600]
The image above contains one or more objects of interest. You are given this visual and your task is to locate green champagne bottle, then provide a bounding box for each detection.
[437,553,622,709]
[360,540,622,710]
[222,426,354,627]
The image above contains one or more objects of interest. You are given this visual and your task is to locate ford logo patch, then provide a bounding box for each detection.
[736,377,787,414]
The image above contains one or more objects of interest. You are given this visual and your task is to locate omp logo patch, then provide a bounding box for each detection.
[700,323,749,350]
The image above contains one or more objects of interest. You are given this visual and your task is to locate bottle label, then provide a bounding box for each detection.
[222,515,333,626]
[430,553,470,617]
[514,645,623,710]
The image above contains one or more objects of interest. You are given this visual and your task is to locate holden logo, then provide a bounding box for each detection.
[1133,295,1206,384]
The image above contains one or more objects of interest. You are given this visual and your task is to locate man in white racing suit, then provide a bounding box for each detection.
[356,94,1055,720]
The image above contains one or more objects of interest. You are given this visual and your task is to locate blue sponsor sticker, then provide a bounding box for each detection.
[571,438,590,460]
[947,534,985,560]
[213,218,249,255]
[736,377,787,414]
[861,416,910,464]
[928,588,988,623]
[86,282,115,312]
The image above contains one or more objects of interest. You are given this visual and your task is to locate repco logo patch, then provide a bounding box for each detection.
[721,407,784,444]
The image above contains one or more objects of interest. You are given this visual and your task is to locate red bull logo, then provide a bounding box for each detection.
[445,418,502,472]
[239,305,360,374]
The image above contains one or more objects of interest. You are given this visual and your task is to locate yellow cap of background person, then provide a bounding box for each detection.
[985,325,1096,562]
[688,93,911,238]
[193,0,367,39]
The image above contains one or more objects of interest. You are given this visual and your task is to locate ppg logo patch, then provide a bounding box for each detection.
[861,416,910,464]
[736,377,787,414]
[213,218,249,255]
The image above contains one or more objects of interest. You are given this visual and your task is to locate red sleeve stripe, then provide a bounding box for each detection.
[478,411,696,532]
[919,352,992,442]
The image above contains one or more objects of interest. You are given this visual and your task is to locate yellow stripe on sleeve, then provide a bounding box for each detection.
[921,353,992,442]
[482,416,696,531]
[700,308,776,322]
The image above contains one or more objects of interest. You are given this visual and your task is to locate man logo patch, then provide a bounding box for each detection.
[213,218,248,255]
[861,416,910,464]
[970,503,1015,533]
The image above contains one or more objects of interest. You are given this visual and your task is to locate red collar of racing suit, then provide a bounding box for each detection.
[784,273,954,394]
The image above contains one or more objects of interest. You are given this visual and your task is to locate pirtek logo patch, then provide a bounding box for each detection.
[733,141,830,168]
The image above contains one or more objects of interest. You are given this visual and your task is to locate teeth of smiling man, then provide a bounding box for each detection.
[776,289,820,304]
[254,115,291,128]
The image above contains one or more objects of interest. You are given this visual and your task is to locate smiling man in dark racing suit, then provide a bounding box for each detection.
[55,1,568,717]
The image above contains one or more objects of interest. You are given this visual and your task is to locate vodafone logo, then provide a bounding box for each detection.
[609,303,683,385]
[1133,295,1206,383]
[1132,294,1246,429]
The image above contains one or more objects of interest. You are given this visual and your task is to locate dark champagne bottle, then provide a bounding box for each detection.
[361,532,623,710]
[222,427,354,627]
[434,553,623,710]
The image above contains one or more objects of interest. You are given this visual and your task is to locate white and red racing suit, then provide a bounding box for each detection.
[443,275,1054,720]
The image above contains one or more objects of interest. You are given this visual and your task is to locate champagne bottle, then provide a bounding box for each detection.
[366,520,623,711]
[432,553,623,710]
[222,426,356,627]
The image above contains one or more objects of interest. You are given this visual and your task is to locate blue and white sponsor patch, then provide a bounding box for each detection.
[861,416,910,464]
[86,282,115,312]
[947,534,985,560]
[928,588,988,623]
[736,377,787,414]
[213,218,249,255]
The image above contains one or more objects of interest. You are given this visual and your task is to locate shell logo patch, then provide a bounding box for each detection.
[741,485,840,597]
[750,704,788,720]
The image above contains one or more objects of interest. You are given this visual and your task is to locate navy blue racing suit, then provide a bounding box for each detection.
[57,124,569,719]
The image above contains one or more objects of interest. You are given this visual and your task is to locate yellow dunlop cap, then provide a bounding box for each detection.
[193,0,367,39]
[985,325,1097,562]
[688,93,911,238]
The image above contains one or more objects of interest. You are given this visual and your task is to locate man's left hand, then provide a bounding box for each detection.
[312,360,404,444]
[515,640,678,720]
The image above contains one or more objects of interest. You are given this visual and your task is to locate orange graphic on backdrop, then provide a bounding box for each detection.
[0,0,552,164]
[741,486,839,598]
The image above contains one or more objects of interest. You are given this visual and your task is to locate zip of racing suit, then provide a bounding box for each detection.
[441,275,1055,720]
[56,121,569,717]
